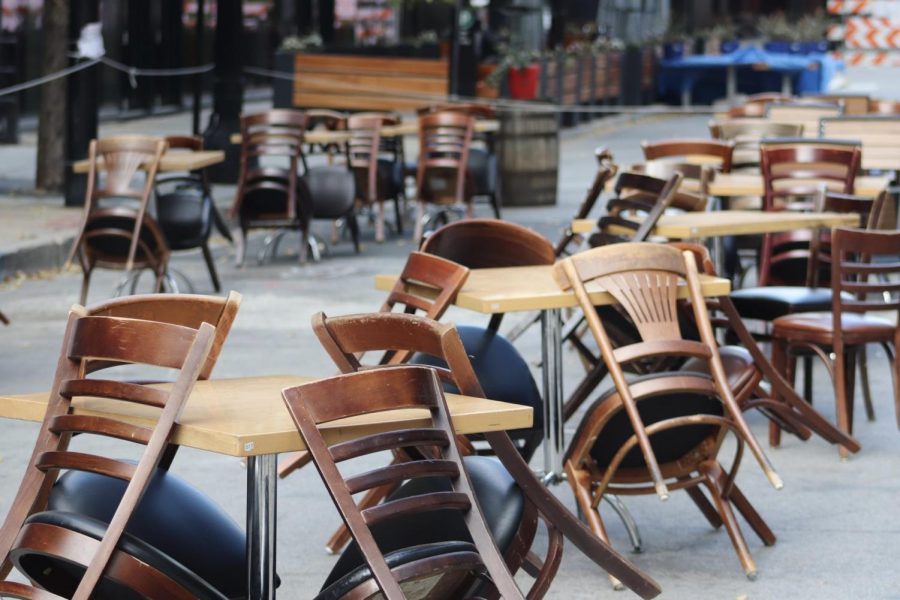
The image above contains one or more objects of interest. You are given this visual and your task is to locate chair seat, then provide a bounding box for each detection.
[315,541,478,600]
[48,467,258,599]
[304,165,356,219]
[730,286,835,321]
[411,325,543,450]
[320,455,524,592]
[157,189,213,250]
[467,148,497,196]
[571,372,724,470]
[772,312,895,345]
[13,511,228,600]
[681,345,755,392]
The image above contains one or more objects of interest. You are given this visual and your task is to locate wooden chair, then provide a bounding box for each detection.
[555,243,781,582]
[766,102,843,138]
[771,227,900,458]
[65,136,169,304]
[803,93,870,116]
[304,108,347,162]
[0,310,7,325]
[820,115,900,174]
[413,111,476,240]
[154,135,231,292]
[727,104,766,118]
[0,309,229,598]
[283,365,528,600]
[420,218,555,331]
[276,251,469,478]
[347,113,405,242]
[641,138,735,173]
[230,110,312,265]
[868,99,900,115]
[308,313,661,598]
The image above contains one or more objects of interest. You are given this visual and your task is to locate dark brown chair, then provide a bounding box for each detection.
[230,109,312,265]
[65,136,170,304]
[283,366,528,600]
[420,218,555,331]
[556,243,780,583]
[641,138,735,173]
[347,113,405,242]
[771,227,900,458]
[0,309,228,598]
[413,111,475,240]
[868,99,900,115]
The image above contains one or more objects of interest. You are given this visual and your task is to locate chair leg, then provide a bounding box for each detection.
[277,450,312,479]
[201,243,221,292]
[413,201,426,241]
[393,195,404,235]
[769,338,788,448]
[299,225,310,264]
[375,201,385,243]
[489,191,501,219]
[347,212,361,254]
[802,355,813,403]
[728,483,776,546]
[858,345,876,422]
[680,477,723,529]
[834,350,852,460]
[565,462,623,590]
[845,350,858,437]
[700,461,758,580]
[487,313,503,332]
[79,266,93,305]
[236,226,248,267]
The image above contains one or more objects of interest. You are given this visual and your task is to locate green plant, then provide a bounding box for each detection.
[757,13,795,41]
[796,10,829,41]
[485,43,540,88]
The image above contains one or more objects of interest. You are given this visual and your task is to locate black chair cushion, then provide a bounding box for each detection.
[730,286,834,321]
[572,372,724,470]
[156,189,213,250]
[13,510,228,600]
[376,158,405,198]
[84,214,164,259]
[467,148,497,196]
[320,455,524,592]
[48,467,259,599]
[681,345,755,392]
[315,541,478,600]
[303,165,356,219]
[411,325,544,440]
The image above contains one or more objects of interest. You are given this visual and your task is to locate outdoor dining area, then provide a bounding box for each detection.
[0,84,899,599]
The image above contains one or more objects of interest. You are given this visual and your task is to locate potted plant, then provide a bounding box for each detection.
[702,21,739,54]
[662,20,691,60]
[794,11,829,54]
[486,44,541,100]
[758,13,794,53]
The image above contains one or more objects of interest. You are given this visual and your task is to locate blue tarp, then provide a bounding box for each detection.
[657,46,844,105]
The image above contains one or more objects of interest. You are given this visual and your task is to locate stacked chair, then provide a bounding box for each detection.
[66,136,170,304]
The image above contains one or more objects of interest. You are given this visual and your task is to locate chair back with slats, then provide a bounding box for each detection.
[590,172,685,247]
[555,243,781,498]
[346,114,397,205]
[766,102,843,138]
[708,120,805,169]
[831,227,900,332]
[304,109,347,162]
[641,139,735,173]
[759,139,860,211]
[282,366,525,600]
[868,99,900,115]
[0,311,215,599]
[820,116,900,172]
[556,148,618,257]
[804,93,869,116]
[416,111,475,205]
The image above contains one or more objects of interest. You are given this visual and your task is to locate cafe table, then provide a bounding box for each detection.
[0,375,532,600]
[72,149,225,174]
[228,119,499,146]
[374,265,731,486]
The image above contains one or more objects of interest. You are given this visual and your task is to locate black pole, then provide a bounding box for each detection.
[63,1,100,207]
[203,0,243,182]
[449,1,477,98]
[192,0,205,135]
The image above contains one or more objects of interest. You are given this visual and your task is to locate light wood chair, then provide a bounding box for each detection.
[65,136,169,304]
[555,243,781,583]
[0,309,217,598]
[765,101,843,138]
[708,120,805,170]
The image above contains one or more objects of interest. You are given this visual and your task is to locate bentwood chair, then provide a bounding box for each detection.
[771,227,900,458]
[421,218,555,331]
[66,136,170,304]
[284,366,529,600]
[346,113,405,242]
[276,251,470,479]
[420,103,501,219]
[556,243,781,583]
[0,310,255,599]
[154,135,231,293]
[413,111,476,240]
[231,110,313,265]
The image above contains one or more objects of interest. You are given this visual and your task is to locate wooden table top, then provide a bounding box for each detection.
[72,150,225,174]
[571,210,861,237]
[608,168,890,198]
[0,375,532,458]
[375,265,731,314]
[228,119,499,146]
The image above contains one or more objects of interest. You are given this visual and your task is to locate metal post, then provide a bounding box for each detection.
[541,308,564,484]
[192,0,205,135]
[247,454,277,600]
[203,0,244,182]
[63,0,99,207]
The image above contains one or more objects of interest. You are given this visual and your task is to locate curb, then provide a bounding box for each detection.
[0,235,75,282]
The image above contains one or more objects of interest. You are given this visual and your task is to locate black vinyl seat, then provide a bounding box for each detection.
[320,456,524,594]
[729,286,835,321]
[412,325,544,460]
[47,467,265,599]
[571,372,725,470]
[12,510,229,600]
[303,165,360,253]
[467,147,500,218]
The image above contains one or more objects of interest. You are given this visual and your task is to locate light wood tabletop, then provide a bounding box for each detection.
[571,210,861,237]
[608,168,890,198]
[72,150,225,174]
[228,119,499,146]
[375,265,731,314]
[0,375,532,458]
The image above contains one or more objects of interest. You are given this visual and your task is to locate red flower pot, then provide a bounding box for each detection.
[508,65,539,100]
